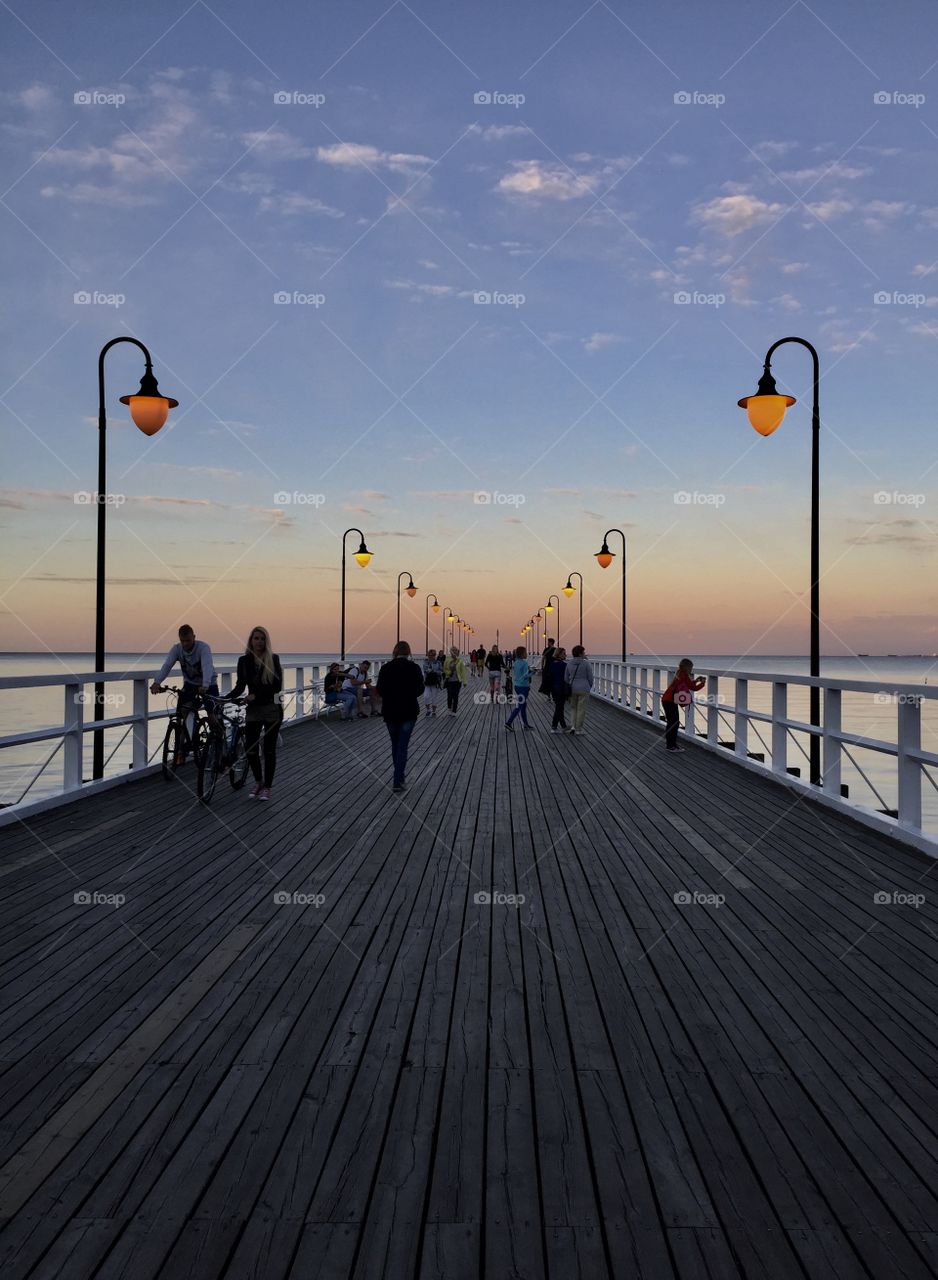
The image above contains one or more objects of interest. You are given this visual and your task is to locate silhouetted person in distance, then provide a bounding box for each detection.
[539,637,556,696]
[376,641,425,792]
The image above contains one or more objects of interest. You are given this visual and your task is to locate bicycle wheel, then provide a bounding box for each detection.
[161,722,180,781]
[198,729,223,803]
[228,732,250,790]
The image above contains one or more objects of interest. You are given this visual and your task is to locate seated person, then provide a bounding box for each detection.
[323,662,342,708]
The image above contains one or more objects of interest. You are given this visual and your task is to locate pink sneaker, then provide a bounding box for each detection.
[256,787,271,801]
[249,783,262,798]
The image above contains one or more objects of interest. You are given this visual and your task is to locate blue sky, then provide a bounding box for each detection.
[2,0,937,659]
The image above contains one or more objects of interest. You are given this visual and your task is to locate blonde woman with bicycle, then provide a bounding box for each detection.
[229,626,284,800]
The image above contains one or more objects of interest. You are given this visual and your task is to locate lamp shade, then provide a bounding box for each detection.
[544,602,554,612]
[119,367,177,437]
[738,368,795,437]
[431,602,440,613]
[595,543,614,569]
[405,583,417,598]
[562,582,575,598]
[354,539,373,568]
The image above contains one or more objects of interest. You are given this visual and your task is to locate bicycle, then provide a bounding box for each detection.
[157,685,215,785]
[198,700,251,804]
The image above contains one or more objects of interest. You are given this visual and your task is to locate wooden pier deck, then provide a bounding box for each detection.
[1,686,937,1279]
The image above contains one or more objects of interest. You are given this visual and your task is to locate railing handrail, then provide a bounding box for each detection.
[591,659,937,856]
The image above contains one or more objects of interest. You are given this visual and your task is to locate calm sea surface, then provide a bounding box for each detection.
[2,652,936,833]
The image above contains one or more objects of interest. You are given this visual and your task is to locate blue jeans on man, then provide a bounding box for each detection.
[386,719,416,787]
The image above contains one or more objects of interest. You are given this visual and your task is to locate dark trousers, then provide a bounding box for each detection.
[246,717,278,786]
[663,700,680,749]
[551,691,568,728]
[446,681,461,712]
[386,718,416,786]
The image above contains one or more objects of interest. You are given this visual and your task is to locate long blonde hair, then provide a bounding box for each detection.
[246,625,276,683]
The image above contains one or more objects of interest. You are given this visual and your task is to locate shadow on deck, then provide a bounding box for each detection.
[0,685,937,1279]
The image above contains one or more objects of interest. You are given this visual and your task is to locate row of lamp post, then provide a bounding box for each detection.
[92,334,822,787]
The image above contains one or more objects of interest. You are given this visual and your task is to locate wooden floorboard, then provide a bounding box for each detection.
[1,684,937,1279]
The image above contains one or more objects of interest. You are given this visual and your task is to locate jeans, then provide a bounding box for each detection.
[663,700,680,749]
[446,681,461,712]
[506,686,530,726]
[386,718,416,786]
[551,691,567,729]
[569,690,589,732]
[339,689,358,719]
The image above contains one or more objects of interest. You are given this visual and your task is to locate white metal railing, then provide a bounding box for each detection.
[593,661,938,851]
[0,660,385,822]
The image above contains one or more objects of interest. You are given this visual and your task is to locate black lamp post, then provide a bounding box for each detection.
[396,571,418,645]
[93,337,177,780]
[594,529,627,661]
[738,336,821,786]
[443,607,456,651]
[340,527,373,662]
[562,572,584,647]
[425,594,440,655]
[543,594,560,648]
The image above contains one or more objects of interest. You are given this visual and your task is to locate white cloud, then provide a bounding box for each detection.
[863,200,908,231]
[583,332,625,352]
[497,160,595,200]
[781,261,808,274]
[913,263,937,277]
[242,129,313,161]
[804,198,852,222]
[386,278,456,298]
[693,193,786,236]
[780,162,870,184]
[258,192,344,217]
[316,142,432,175]
[467,123,530,141]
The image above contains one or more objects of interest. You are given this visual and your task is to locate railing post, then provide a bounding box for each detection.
[823,687,841,797]
[735,679,748,759]
[651,668,661,720]
[772,681,787,775]
[639,667,648,716]
[132,678,148,772]
[707,675,719,744]
[294,665,304,720]
[897,695,922,830]
[64,681,83,791]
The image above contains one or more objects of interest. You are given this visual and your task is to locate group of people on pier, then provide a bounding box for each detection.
[150,626,704,799]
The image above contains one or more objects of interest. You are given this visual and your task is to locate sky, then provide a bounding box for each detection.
[1,0,937,661]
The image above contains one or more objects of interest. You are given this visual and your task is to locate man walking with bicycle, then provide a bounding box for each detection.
[151,624,219,764]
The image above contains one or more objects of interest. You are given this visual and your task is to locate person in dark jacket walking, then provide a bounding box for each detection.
[539,638,556,695]
[549,647,569,732]
[375,641,425,792]
[228,625,284,801]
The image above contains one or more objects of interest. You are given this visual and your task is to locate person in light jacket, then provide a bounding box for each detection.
[443,646,467,714]
[565,644,594,736]
[505,646,532,730]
